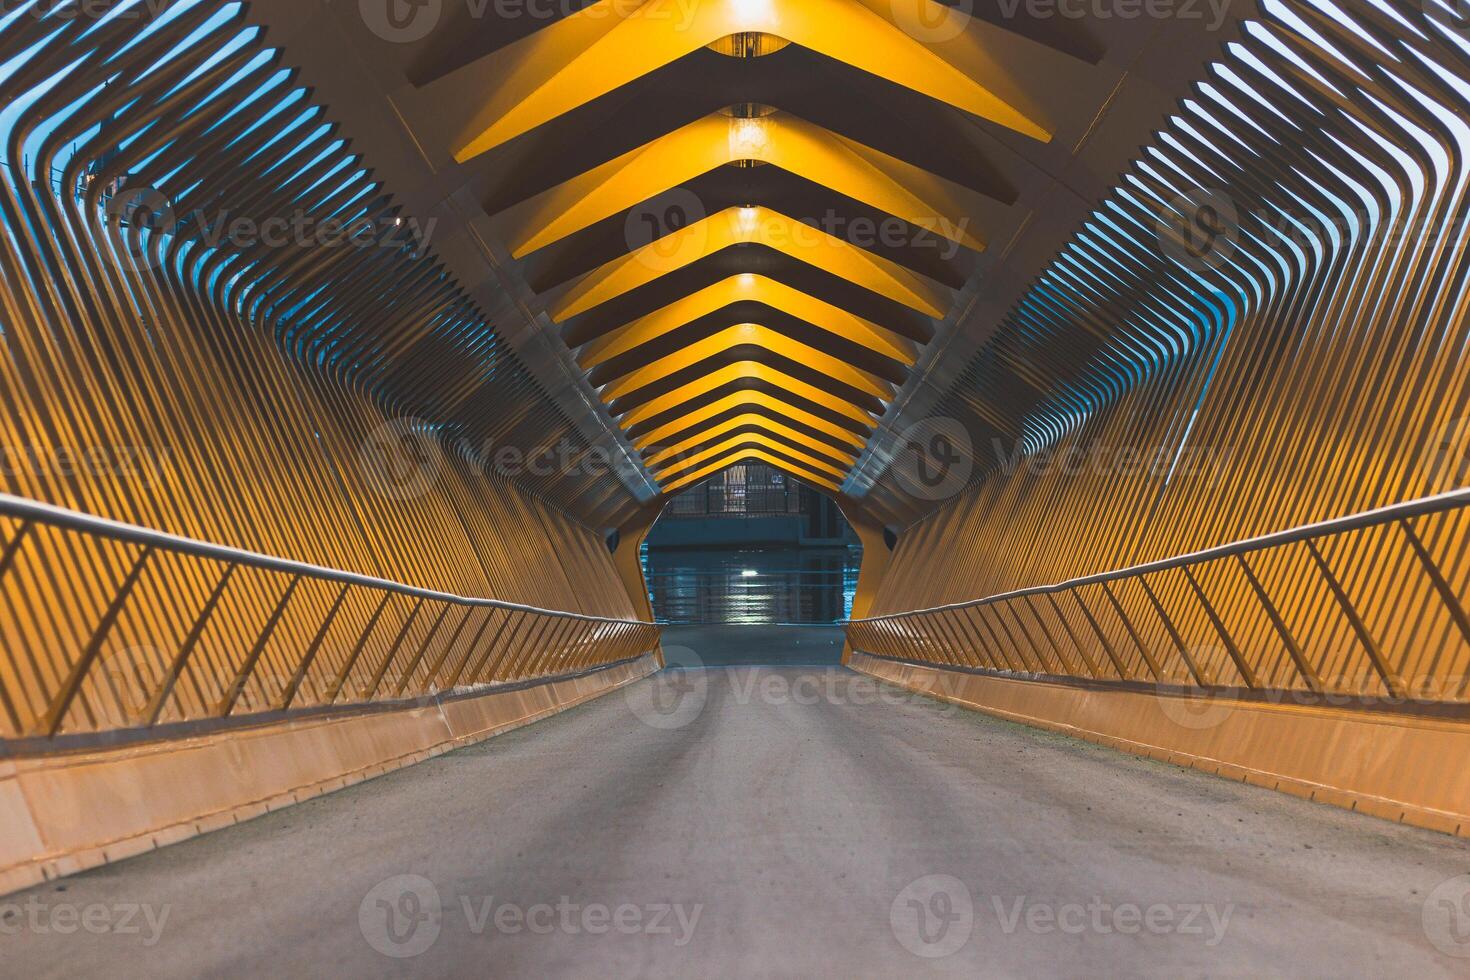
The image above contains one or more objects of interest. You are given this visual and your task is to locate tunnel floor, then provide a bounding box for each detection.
[6,659,1466,977]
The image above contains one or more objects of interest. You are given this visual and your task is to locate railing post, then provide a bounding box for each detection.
[999,600,1055,675]
[1024,595,1090,678]
[278,582,351,711]
[1182,563,1260,689]
[1067,588,1130,679]
[970,606,1022,672]
[42,544,154,736]
[391,602,454,698]
[0,519,30,581]
[217,574,302,717]
[1398,518,1470,696]
[441,607,506,690]
[327,591,394,703]
[1229,556,1304,691]
[1136,574,1208,686]
[1044,592,1104,678]
[146,563,238,725]
[1098,580,1163,681]
[473,609,531,685]
[363,598,425,700]
[1304,539,1404,700]
[0,521,29,732]
[420,605,477,694]
[979,603,1036,673]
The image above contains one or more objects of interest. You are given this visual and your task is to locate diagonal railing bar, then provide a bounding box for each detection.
[852,490,1470,623]
[0,494,659,738]
[849,489,1470,701]
[0,493,653,626]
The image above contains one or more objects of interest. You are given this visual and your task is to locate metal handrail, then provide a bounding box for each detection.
[852,488,1470,623]
[0,492,653,626]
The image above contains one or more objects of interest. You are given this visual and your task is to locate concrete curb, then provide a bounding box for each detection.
[0,656,658,897]
[850,652,1470,837]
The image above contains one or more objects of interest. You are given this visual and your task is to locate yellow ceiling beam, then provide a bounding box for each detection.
[653,432,848,483]
[599,323,891,401]
[453,0,1050,161]
[633,391,869,452]
[500,111,989,257]
[644,413,860,470]
[615,361,877,428]
[551,206,951,320]
[578,273,917,368]
[661,448,844,496]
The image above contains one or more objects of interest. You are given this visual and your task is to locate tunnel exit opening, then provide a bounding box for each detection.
[638,462,862,667]
[642,462,861,628]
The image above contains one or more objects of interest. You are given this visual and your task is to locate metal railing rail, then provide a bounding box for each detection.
[0,493,651,626]
[0,494,659,739]
[852,489,1470,623]
[848,489,1470,702]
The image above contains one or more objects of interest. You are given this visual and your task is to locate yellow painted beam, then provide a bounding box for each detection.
[598,323,893,402]
[577,273,918,368]
[643,413,860,469]
[613,361,877,428]
[632,391,869,452]
[653,432,848,482]
[453,0,1051,161]
[500,112,989,257]
[551,206,951,320]
[660,448,844,495]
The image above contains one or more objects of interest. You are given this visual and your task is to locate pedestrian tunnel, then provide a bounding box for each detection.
[1,1,1469,973]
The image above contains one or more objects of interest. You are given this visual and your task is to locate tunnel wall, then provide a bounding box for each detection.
[0,0,661,887]
[0,1,657,746]
[849,1,1470,830]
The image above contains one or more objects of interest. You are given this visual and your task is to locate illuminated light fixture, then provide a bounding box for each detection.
[728,115,771,163]
[452,0,1052,161]
[708,32,789,57]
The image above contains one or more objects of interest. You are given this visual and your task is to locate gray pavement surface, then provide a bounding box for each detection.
[659,624,845,666]
[4,665,1468,978]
